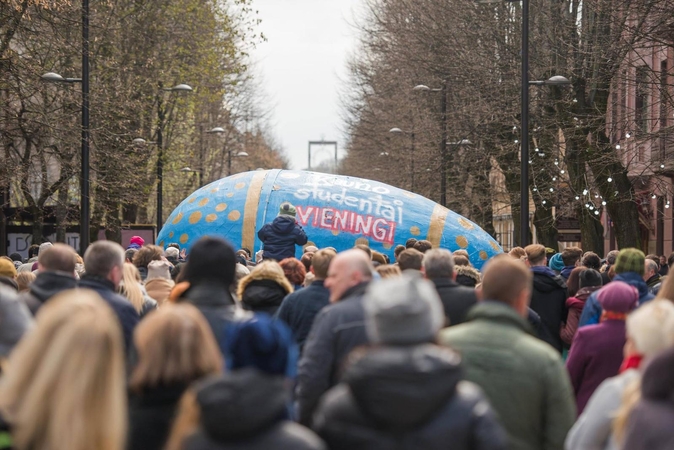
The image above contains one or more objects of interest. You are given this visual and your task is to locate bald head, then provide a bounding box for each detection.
[38,243,77,274]
[481,255,533,316]
[325,249,373,302]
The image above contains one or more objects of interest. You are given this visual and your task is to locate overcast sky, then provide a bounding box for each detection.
[250,0,363,170]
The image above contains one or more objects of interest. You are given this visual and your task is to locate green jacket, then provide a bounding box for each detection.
[439,301,575,450]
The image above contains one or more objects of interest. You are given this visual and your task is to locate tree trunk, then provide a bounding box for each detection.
[55,187,68,242]
[533,204,558,249]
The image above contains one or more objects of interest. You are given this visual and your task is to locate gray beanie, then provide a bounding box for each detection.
[364,274,445,345]
[0,286,34,357]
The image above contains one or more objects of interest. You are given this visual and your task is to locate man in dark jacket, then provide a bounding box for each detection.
[296,249,373,426]
[314,275,507,450]
[257,202,308,261]
[276,249,335,351]
[644,258,662,294]
[20,243,78,315]
[79,241,139,352]
[560,247,582,280]
[579,248,655,327]
[524,244,568,353]
[422,248,477,326]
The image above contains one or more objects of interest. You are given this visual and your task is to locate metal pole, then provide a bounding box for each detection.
[410,131,415,192]
[227,150,232,176]
[156,94,164,233]
[520,0,530,247]
[308,142,311,170]
[198,124,204,187]
[80,0,90,254]
[439,80,448,207]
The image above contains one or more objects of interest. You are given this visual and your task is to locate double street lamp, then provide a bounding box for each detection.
[206,127,248,176]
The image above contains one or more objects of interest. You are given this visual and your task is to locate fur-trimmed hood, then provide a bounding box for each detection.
[455,265,481,285]
[237,262,293,300]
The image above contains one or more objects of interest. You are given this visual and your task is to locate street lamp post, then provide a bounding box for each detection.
[207,127,248,176]
[389,127,416,192]
[413,81,448,206]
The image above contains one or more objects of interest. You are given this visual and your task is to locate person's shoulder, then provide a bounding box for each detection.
[273,421,326,450]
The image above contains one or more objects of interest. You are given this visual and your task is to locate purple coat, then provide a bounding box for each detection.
[565,319,626,414]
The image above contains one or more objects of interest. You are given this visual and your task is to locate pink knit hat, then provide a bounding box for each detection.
[597,281,639,313]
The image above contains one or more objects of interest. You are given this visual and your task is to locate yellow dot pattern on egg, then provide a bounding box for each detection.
[188,197,196,203]
[227,193,234,198]
[168,231,174,238]
[410,226,421,236]
[479,251,489,260]
[205,214,217,223]
[490,240,501,252]
[458,218,474,230]
[159,240,164,247]
[189,211,202,224]
[228,210,241,221]
[383,243,392,250]
[355,238,369,246]
[456,236,469,248]
[235,182,245,190]
[180,233,189,244]
[215,203,227,212]
[198,198,209,206]
[210,188,218,193]
[331,230,340,236]
[172,212,183,224]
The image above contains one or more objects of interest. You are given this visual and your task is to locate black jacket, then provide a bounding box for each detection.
[179,282,252,355]
[275,280,330,351]
[530,269,567,352]
[20,271,77,315]
[79,275,139,352]
[296,282,370,426]
[257,215,308,261]
[623,347,674,450]
[430,278,477,326]
[313,345,507,450]
[182,369,325,450]
[127,384,186,450]
[240,279,288,316]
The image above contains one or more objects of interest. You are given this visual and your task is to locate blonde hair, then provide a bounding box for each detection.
[0,289,126,450]
[119,262,145,314]
[129,303,222,393]
[237,260,293,299]
[15,271,36,292]
[376,264,401,278]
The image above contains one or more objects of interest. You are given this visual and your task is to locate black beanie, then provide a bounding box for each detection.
[579,268,603,289]
[181,236,236,287]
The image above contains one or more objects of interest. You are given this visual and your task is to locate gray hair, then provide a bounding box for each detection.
[422,248,454,279]
[645,258,659,275]
[83,241,125,278]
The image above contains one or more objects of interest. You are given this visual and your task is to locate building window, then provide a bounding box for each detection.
[636,66,650,134]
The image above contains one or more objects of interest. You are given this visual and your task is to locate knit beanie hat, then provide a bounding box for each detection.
[225,313,298,378]
[0,259,17,278]
[278,202,296,217]
[0,286,34,357]
[38,242,53,256]
[548,253,564,272]
[146,260,172,281]
[614,248,645,275]
[597,280,639,313]
[364,274,444,345]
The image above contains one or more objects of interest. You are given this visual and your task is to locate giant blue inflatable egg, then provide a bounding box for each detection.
[157,170,502,269]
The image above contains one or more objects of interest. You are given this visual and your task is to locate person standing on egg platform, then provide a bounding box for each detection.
[258,202,308,262]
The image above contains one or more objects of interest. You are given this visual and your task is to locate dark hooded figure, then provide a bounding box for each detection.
[313,275,507,450]
[257,202,308,261]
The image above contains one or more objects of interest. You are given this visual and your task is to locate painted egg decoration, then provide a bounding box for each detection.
[157,169,502,269]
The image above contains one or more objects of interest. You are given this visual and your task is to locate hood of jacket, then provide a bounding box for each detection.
[30,271,77,303]
[344,344,462,428]
[613,272,652,302]
[240,280,288,312]
[181,282,236,308]
[237,264,293,299]
[271,215,298,234]
[575,285,601,301]
[531,266,567,293]
[196,369,288,441]
[455,265,481,284]
[566,296,585,310]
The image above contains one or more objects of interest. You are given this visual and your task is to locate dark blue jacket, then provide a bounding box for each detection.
[578,272,655,327]
[257,216,308,261]
[79,275,140,352]
[275,280,330,351]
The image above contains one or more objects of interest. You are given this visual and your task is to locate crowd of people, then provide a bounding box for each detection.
[0,203,673,449]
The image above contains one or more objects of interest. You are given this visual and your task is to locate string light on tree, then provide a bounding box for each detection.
[607,177,613,182]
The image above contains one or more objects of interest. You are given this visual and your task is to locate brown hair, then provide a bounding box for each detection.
[509,247,526,259]
[398,248,424,271]
[566,266,585,298]
[38,243,77,273]
[300,252,313,272]
[354,244,372,259]
[561,247,583,266]
[453,249,469,259]
[279,258,306,286]
[133,245,164,269]
[413,240,433,254]
[129,303,222,393]
[311,249,336,279]
[481,255,533,305]
[453,255,470,267]
[376,264,401,278]
[524,244,547,265]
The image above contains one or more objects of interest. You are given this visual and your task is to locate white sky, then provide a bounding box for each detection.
[250,0,363,170]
